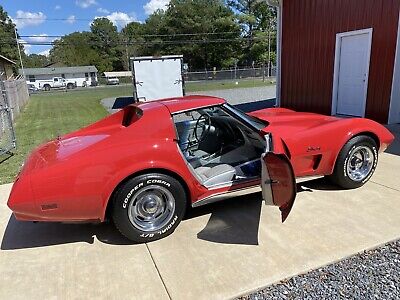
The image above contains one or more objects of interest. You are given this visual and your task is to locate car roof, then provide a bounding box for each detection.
[139,95,226,114]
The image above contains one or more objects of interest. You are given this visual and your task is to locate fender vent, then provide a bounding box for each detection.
[313,154,323,170]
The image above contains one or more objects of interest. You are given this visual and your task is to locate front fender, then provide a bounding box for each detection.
[328,118,394,174]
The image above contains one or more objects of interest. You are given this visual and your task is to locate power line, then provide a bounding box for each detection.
[0,35,273,47]
[18,31,246,39]
[13,17,135,22]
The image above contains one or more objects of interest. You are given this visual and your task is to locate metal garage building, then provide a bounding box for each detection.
[269,0,400,124]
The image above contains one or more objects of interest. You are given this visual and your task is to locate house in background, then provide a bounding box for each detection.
[0,55,16,81]
[21,66,98,88]
[269,0,400,124]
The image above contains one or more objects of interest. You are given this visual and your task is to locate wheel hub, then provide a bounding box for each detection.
[347,146,374,182]
[143,197,159,214]
[127,185,175,232]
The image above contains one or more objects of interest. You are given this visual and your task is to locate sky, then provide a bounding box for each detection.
[1,0,170,55]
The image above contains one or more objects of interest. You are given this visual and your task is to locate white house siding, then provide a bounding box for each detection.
[22,66,98,88]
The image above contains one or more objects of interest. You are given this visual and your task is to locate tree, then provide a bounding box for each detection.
[140,10,168,57]
[90,18,124,71]
[228,0,277,65]
[121,21,144,69]
[0,5,22,70]
[24,54,50,68]
[141,0,241,70]
[49,32,104,70]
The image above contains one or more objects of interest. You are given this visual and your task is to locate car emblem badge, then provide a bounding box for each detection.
[307,146,321,152]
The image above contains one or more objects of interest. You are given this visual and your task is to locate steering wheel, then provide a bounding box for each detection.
[194,113,211,142]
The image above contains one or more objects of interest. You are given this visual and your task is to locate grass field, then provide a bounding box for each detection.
[0,86,132,184]
[185,78,274,92]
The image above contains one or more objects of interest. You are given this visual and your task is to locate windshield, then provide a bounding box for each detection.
[223,103,268,130]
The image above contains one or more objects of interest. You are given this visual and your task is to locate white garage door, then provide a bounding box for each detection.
[333,29,373,117]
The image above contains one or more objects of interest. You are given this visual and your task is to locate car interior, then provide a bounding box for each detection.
[173,105,266,188]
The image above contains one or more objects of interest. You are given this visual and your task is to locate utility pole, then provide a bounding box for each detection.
[125,39,129,71]
[14,27,25,78]
[267,19,272,78]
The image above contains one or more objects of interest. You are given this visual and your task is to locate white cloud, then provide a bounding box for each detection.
[38,49,51,57]
[13,11,46,29]
[93,12,137,28]
[28,34,49,42]
[55,5,61,10]
[97,8,110,14]
[66,15,76,24]
[144,0,170,15]
[76,0,97,8]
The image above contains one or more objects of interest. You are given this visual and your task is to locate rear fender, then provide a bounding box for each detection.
[100,152,199,221]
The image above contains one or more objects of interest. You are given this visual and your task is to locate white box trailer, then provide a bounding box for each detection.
[131,55,184,102]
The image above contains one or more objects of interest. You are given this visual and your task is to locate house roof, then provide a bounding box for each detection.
[20,65,98,76]
[104,71,132,77]
[0,54,16,65]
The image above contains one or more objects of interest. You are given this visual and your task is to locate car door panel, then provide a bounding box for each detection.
[261,152,296,222]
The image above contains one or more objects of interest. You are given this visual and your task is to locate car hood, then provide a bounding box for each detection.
[249,108,340,134]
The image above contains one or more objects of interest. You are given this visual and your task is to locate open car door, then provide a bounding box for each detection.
[261,152,297,222]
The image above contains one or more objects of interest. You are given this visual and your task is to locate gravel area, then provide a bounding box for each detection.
[187,85,276,105]
[101,85,277,114]
[238,240,400,300]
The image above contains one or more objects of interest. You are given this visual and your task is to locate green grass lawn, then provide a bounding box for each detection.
[0,86,132,184]
[185,78,275,92]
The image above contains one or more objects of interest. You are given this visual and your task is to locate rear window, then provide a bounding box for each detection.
[122,106,143,127]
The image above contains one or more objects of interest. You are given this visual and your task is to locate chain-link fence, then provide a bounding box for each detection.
[24,66,276,97]
[185,66,276,82]
[0,77,29,155]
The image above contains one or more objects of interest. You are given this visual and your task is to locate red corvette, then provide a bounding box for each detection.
[7,96,394,242]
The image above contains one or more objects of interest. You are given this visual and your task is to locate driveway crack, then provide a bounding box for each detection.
[370,181,400,192]
[146,243,172,300]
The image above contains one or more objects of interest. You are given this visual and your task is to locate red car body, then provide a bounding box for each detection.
[7,96,394,223]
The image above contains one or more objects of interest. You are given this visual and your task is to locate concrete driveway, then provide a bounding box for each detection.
[1,128,399,299]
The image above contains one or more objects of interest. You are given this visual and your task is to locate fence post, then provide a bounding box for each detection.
[262,63,266,82]
[0,77,17,152]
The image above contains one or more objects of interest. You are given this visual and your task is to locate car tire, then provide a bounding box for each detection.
[67,83,74,89]
[328,135,378,189]
[44,84,50,91]
[112,173,187,243]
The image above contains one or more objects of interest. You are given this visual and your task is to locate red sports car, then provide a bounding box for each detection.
[7,96,394,242]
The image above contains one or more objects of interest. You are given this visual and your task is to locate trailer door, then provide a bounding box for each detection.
[133,56,183,102]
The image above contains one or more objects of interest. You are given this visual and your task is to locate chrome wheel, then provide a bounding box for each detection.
[346,146,374,182]
[127,185,176,232]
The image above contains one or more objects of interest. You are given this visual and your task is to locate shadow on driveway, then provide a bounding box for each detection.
[112,96,135,109]
[187,193,263,246]
[1,179,340,250]
[1,216,135,250]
